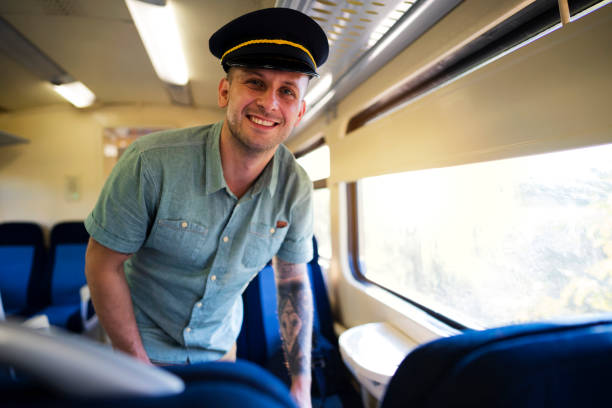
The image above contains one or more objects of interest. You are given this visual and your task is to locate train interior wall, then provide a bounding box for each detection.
[0,106,223,231]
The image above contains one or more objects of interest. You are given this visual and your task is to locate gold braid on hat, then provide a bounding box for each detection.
[221,39,317,69]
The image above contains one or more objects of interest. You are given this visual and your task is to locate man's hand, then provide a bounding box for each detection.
[132,349,153,365]
[290,374,312,408]
[273,257,313,408]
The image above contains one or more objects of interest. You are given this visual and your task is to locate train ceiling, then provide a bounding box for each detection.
[0,0,457,139]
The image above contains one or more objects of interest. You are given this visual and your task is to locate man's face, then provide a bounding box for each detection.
[218,67,309,154]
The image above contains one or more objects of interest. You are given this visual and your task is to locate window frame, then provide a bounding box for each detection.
[294,137,329,189]
[295,137,331,263]
[346,181,469,330]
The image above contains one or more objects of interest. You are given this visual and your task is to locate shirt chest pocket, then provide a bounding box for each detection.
[242,222,288,269]
[150,219,211,266]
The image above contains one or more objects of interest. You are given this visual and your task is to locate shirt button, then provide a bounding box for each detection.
[196,302,202,308]
[223,236,229,243]
[211,275,217,281]
[181,221,188,228]
[270,228,275,234]
[185,327,191,333]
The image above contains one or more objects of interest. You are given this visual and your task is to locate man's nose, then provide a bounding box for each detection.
[257,88,280,112]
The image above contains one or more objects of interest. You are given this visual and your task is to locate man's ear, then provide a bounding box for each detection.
[218,77,229,108]
[294,99,306,126]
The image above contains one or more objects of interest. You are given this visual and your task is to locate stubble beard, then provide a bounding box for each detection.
[226,114,288,156]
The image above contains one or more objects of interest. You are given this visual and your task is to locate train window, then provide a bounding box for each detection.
[296,144,330,182]
[313,188,331,262]
[296,143,332,262]
[352,143,612,328]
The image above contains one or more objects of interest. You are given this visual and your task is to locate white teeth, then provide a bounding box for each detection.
[250,116,275,127]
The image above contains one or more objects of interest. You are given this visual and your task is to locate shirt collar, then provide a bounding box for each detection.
[205,121,227,195]
[248,149,279,198]
[267,148,280,196]
[205,120,280,198]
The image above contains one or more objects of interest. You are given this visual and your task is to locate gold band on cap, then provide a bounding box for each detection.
[221,39,317,69]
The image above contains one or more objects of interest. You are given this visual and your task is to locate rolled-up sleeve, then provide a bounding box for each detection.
[85,143,158,254]
[276,181,314,264]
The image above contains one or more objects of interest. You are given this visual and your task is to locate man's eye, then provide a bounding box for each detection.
[246,79,263,88]
[281,88,296,97]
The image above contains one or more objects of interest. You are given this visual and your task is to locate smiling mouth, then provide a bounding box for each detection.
[248,115,279,127]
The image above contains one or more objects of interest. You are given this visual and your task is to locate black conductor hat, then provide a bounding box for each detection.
[209,8,329,77]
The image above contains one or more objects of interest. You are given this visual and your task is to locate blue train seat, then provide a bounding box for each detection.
[0,222,47,317]
[381,316,612,408]
[39,222,89,330]
[237,263,280,366]
[1,321,296,408]
[164,362,297,408]
[237,237,360,407]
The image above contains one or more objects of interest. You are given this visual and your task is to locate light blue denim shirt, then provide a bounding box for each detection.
[85,121,313,363]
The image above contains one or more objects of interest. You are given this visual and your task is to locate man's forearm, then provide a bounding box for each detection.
[85,238,150,363]
[88,264,148,360]
[274,258,313,378]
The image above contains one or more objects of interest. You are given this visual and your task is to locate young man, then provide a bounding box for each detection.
[84,8,328,408]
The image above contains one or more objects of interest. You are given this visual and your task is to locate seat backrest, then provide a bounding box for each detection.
[237,263,280,366]
[0,222,46,316]
[381,316,612,408]
[165,361,297,408]
[48,222,89,305]
[308,237,335,344]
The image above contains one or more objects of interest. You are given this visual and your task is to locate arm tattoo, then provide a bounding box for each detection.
[274,257,313,378]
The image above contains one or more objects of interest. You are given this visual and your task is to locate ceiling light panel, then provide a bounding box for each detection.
[125,0,189,86]
[52,81,96,108]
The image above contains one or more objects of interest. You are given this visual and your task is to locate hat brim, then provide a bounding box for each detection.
[222,44,319,77]
[223,57,319,77]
